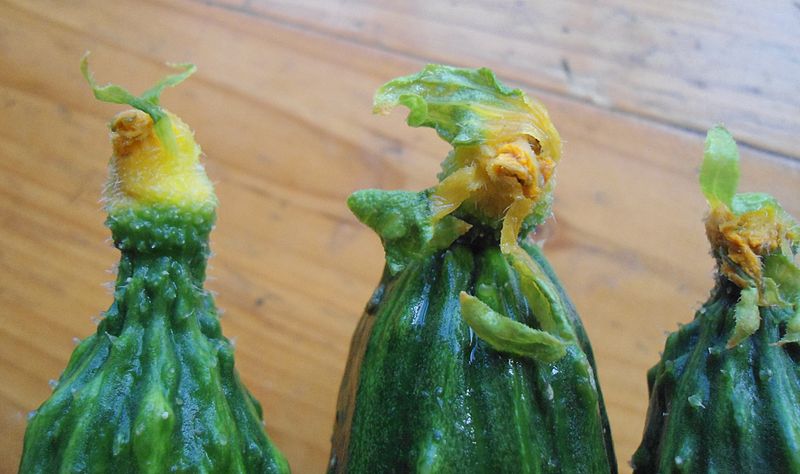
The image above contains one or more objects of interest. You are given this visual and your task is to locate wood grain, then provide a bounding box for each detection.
[0,1,798,473]
[218,0,800,161]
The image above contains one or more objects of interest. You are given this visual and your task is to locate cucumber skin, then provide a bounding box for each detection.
[330,242,617,473]
[632,282,800,474]
[19,205,289,474]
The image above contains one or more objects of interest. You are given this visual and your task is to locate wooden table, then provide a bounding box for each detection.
[1,1,798,472]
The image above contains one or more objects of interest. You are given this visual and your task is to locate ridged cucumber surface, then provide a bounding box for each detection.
[19,207,289,474]
[633,126,800,473]
[633,281,800,473]
[331,64,617,474]
[330,243,616,473]
[20,59,288,473]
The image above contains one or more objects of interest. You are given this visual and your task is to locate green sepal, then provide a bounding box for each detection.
[763,254,800,302]
[761,278,786,306]
[80,52,196,156]
[373,64,536,146]
[700,125,739,208]
[348,189,471,274]
[777,307,800,345]
[459,292,567,363]
[727,286,760,348]
[506,248,576,342]
[526,191,555,233]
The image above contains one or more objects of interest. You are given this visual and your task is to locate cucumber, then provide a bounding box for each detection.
[329,65,616,473]
[18,56,289,474]
[632,127,800,473]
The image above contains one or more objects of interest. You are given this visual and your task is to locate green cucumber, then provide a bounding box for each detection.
[18,56,289,474]
[330,65,616,473]
[632,127,800,473]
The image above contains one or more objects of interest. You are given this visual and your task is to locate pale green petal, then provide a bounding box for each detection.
[373,64,557,150]
[700,125,739,208]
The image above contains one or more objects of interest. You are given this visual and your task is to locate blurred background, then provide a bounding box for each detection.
[1,1,798,472]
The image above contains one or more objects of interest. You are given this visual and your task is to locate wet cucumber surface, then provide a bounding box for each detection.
[633,281,800,473]
[19,206,289,474]
[330,242,616,473]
